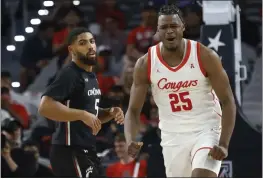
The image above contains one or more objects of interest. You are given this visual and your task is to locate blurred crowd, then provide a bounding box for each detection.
[1,0,262,177]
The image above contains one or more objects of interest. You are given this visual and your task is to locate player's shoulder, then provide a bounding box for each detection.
[135,53,148,70]
[56,63,80,80]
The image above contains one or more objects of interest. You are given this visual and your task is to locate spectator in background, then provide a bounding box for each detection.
[96,16,127,76]
[180,2,203,41]
[52,5,84,69]
[126,3,158,62]
[95,49,117,95]
[96,85,125,152]
[1,87,30,129]
[96,0,125,30]
[1,118,39,177]
[1,71,32,114]
[140,114,166,178]
[19,20,54,92]
[122,3,158,85]
[106,134,147,177]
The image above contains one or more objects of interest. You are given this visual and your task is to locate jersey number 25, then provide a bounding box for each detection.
[169,91,193,112]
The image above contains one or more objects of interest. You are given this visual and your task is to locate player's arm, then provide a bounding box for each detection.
[98,107,124,124]
[98,108,113,123]
[124,54,149,145]
[199,43,236,148]
[38,68,94,122]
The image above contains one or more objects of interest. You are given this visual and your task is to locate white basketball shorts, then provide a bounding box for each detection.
[161,127,222,177]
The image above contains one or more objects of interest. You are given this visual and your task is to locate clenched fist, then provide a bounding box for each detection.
[208,145,228,160]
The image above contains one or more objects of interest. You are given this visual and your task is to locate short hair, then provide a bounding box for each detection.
[114,133,126,143]
[158,4,184,24]
[1,71,11,79]
[66,27,91,45]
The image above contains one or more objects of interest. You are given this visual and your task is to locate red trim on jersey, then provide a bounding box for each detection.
[191,147,212,164]
[197,42,208,77]
[214,110,222,117]
[65,100,70,145]
[156,40,191,72]
[147,47,152,83]
[73,157,81,177]
[210,89,222,118]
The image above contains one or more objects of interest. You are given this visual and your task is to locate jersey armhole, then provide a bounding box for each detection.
[147,47,152,84]
[196,42,208,77]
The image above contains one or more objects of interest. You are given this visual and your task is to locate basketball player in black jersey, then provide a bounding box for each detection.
[38,27,124,177]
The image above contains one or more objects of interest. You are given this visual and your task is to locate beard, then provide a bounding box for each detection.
[76,51,97,65]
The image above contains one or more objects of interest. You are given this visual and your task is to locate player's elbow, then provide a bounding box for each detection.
[38,96,53,117]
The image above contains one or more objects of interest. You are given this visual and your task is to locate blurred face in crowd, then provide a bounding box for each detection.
[1,77,11,89]
[157,14,185,51]
[114,140,127,159]
[104,0,116,9]
[63,10,81,29]
[182,7,202,38]
[182,7,201,28]
[107,88,124,107]
[142,8,157,26]
[105,17,119,33]
[4,127,22,148]
[69,32,97,65]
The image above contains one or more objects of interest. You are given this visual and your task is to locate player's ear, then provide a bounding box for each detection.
[68,45,74,55]
[182,25,185,32]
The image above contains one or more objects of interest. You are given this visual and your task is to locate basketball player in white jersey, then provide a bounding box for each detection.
[124,4,236,177]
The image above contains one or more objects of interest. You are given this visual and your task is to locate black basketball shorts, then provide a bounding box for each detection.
[50,145,104,177]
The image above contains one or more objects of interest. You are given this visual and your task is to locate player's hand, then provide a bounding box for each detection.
[82,112,101,135]
[127,141,143,158]
[208,145,228,160]
[109,107,124,125]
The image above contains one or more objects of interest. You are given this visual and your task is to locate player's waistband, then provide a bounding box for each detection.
[158,118,221,133]
[52,144,97,156]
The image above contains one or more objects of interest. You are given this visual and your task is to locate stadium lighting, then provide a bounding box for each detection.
[43,1,54,7]
[25,27,34,33]
[30,18,41,25]
[14,35,25,42]
[12,82,20,88]
[6,45,16,51]
[73,0,80,6]
[38,9,49,16]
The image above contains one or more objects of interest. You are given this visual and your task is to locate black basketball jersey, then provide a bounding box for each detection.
[42,62,101,148]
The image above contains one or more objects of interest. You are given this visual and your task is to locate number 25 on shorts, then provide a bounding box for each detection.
[169,91,193,112]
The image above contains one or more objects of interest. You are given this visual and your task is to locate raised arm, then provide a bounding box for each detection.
[124,54,149,157]
[199,43,236,160]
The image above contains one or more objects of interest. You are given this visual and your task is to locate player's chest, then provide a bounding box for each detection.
[151,66,205,93]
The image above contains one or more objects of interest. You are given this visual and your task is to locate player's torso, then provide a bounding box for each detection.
[53,70,101,148]
[148,39,222,133]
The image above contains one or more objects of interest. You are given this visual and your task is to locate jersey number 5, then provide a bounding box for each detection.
[95,99,100,117]
[169,92,193,112]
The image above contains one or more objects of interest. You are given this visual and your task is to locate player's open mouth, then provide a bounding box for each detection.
[87,52,96,56]
[167,37,175,42]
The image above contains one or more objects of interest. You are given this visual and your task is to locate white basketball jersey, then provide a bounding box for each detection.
[148,39,222,133]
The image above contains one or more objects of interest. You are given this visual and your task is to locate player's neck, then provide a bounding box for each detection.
[120,155,134,164]
[72,59,93,72]
[162,39,185,59]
